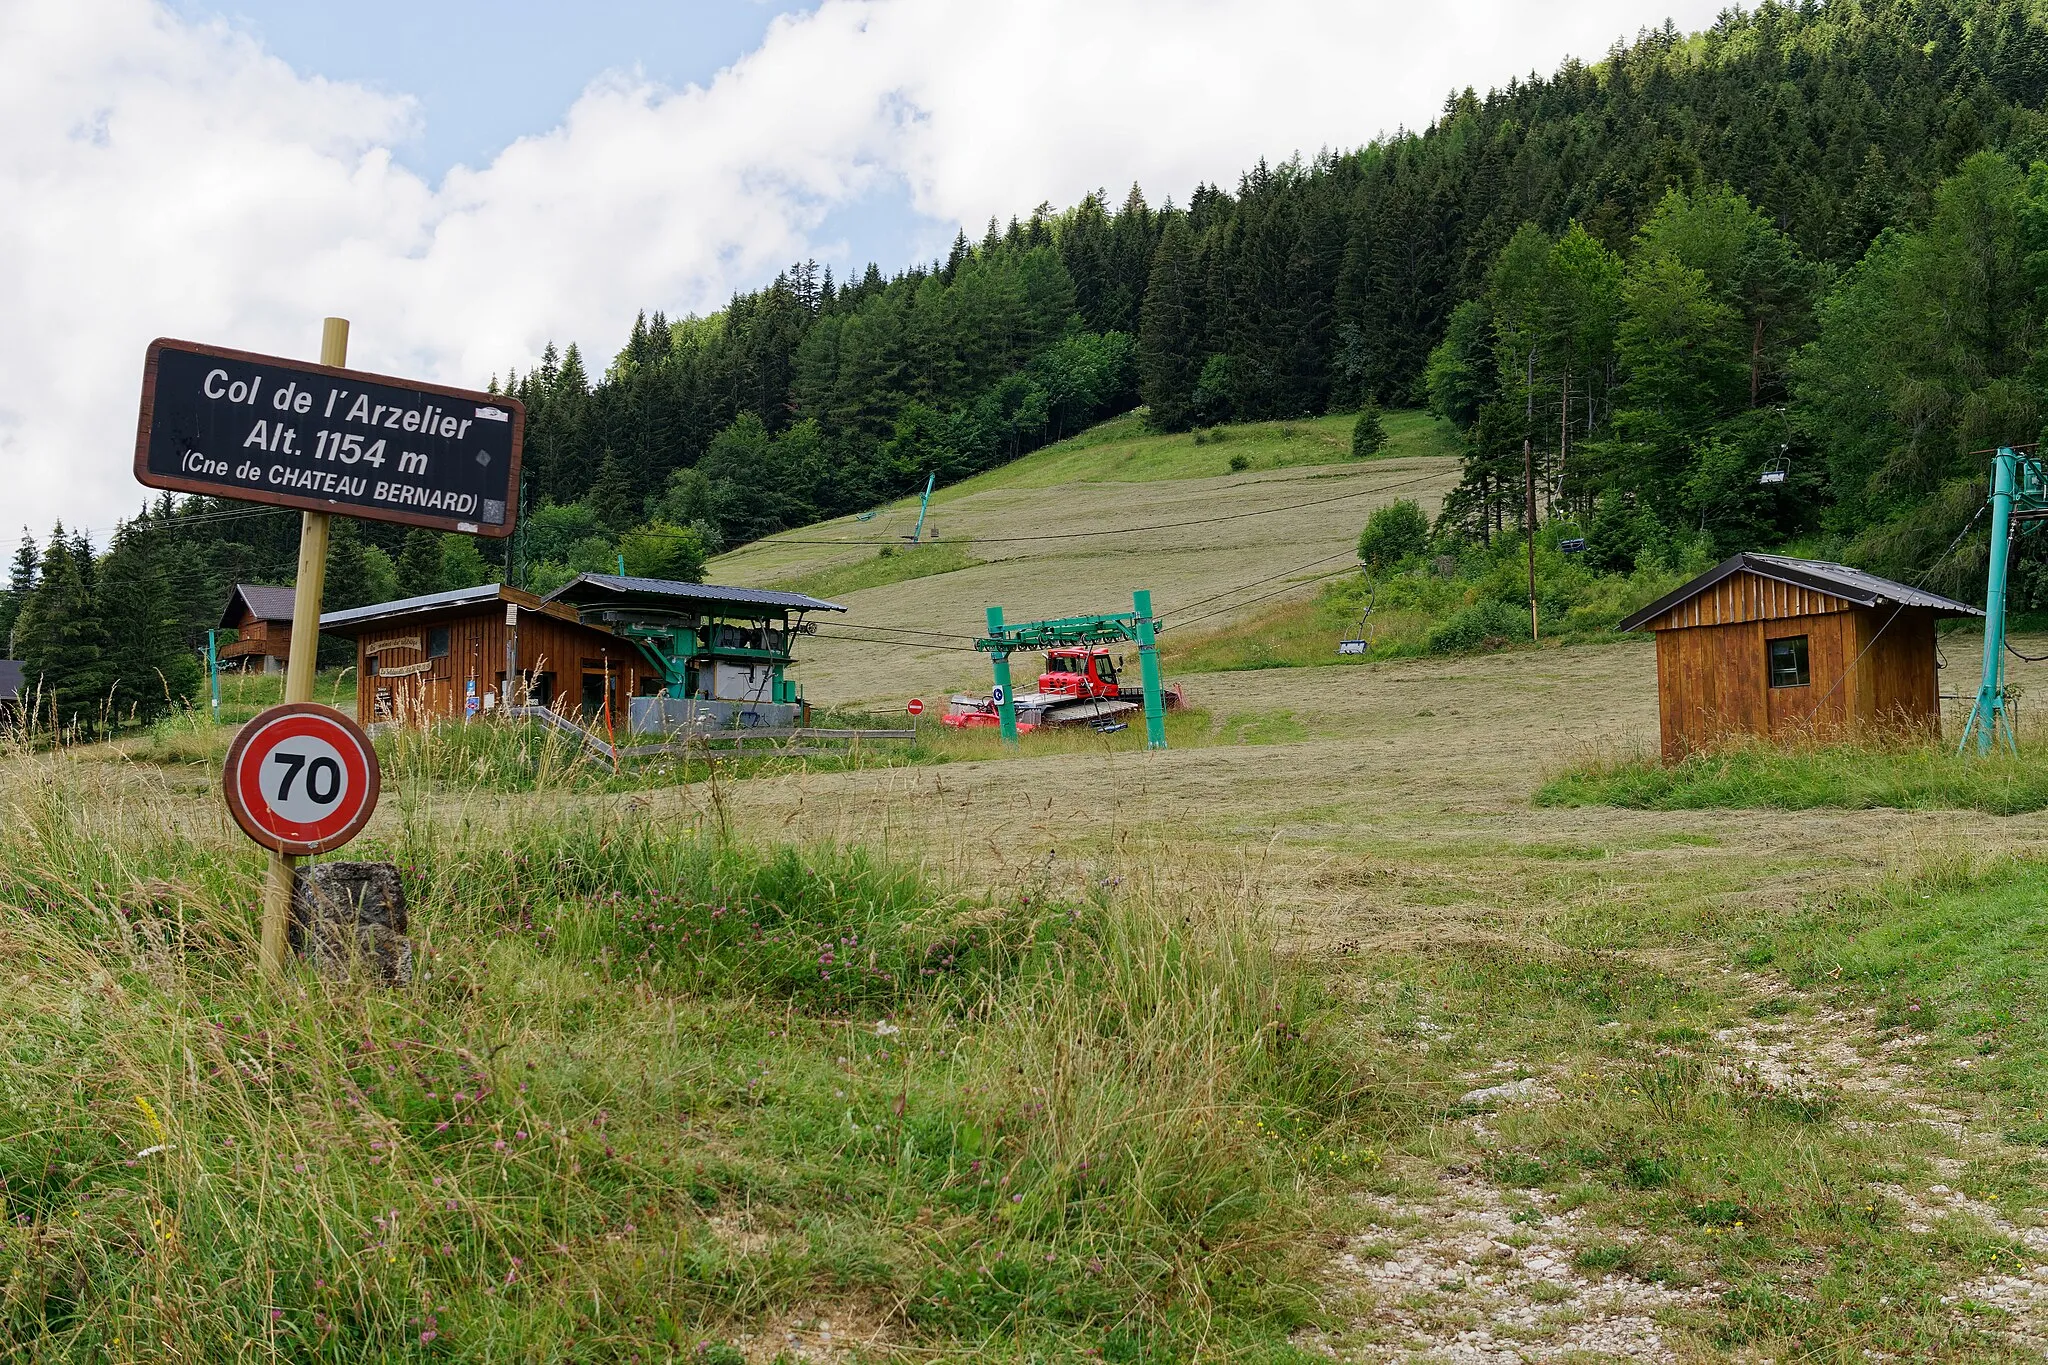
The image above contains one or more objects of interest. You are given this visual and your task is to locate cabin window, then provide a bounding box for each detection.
[428,627,451,659]
[365,655,379,677]
[1767,635,1810,688]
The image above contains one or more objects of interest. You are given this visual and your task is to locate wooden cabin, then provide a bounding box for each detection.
[1617,553,1981,761]
[219,584,297,673]
[0,660,21,718]
[321,584,650,730]
[319,577,844,733]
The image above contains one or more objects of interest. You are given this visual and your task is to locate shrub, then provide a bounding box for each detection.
[1358,499,1431,572]
[1228,453,1251,472]
[1427,599,1531,653]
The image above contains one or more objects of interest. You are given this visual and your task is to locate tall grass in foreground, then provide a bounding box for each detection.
[1536,736,2048,815]
[0,751,1393,1361]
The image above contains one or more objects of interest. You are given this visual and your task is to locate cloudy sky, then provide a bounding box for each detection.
[2,0,1731,540]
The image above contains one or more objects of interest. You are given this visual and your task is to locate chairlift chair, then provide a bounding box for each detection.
[1336,578,1378,656]
[1759,450,1791,486]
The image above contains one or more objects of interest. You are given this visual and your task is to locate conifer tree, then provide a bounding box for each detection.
[1352,401,1388,457]
[587,448,638,532]
[1138,212,1202,430]
[0,529,35,655]
[320,519,376,666]
[395,528,445,599]
[324,519,375,613]
[98,521,197,725]
[14,525,108,732]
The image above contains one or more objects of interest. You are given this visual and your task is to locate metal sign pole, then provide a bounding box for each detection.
[259,316,347,977]
[207,628,221,718]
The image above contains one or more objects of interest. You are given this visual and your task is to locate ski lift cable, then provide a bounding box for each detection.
[1159,547,1364,618]
[1165,565,1365,633]
[809,629,981,654]
[820,621,984,643]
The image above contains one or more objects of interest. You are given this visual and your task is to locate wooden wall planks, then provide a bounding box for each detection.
[350,593,647,728]
[1649,574,1946,761]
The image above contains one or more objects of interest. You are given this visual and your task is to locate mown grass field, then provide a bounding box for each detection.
[705,410,1465,708]
[17,414,2048,1360]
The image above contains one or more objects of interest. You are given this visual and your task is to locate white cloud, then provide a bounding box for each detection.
[0,0,1728,537]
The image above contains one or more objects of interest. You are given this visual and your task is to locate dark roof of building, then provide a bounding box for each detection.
[1617,552,1983,633]
[220,583,298,629]
[0,660,20,704]
[541,573,846,616]
[319,583,569,633]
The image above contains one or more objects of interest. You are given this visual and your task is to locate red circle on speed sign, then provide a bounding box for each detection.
[907,697,925,717]
[222,703,381,855]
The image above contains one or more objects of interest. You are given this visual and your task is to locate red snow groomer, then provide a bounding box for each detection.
[944,645,1180,731]
[942,593,1183,743]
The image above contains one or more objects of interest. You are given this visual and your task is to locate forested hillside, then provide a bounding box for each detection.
[12,0,2048,726]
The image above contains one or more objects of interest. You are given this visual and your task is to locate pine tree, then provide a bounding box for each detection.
[98,521,197,725]
[1352,401,1388,457]
[324,519,375,612]
[395,528,445,599]
[14,525,108,732]
[587,448,638,532]
[0,529,35,655]
[1137,212,1202,430]
[320,519,376,666]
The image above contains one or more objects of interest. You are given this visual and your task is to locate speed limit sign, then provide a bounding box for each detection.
[222,703,381,855]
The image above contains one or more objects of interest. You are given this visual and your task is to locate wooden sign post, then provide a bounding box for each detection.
[133,318,524,981]
[257,318,348,975]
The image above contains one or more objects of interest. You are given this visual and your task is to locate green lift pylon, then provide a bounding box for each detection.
[1959,446,2048,755]
[976,590,1169,749]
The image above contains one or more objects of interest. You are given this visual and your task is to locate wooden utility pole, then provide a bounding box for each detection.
[259,316,347,977]
[1559,369,1570,513]
[1525,347,1539,642]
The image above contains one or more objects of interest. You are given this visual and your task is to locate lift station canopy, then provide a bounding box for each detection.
[541,573,845,719]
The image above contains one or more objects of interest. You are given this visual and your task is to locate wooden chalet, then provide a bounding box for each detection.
[319,576,844,732]
[219,584,297,673]
[321,584,643,728]
[1618,553,1980,761]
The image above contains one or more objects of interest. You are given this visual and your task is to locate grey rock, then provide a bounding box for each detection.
[291,861,412,986]
[1459,1078,1543,1107]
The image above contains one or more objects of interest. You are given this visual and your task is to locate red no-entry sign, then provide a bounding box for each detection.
[222,703,381,855]
[907,697,926,717]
